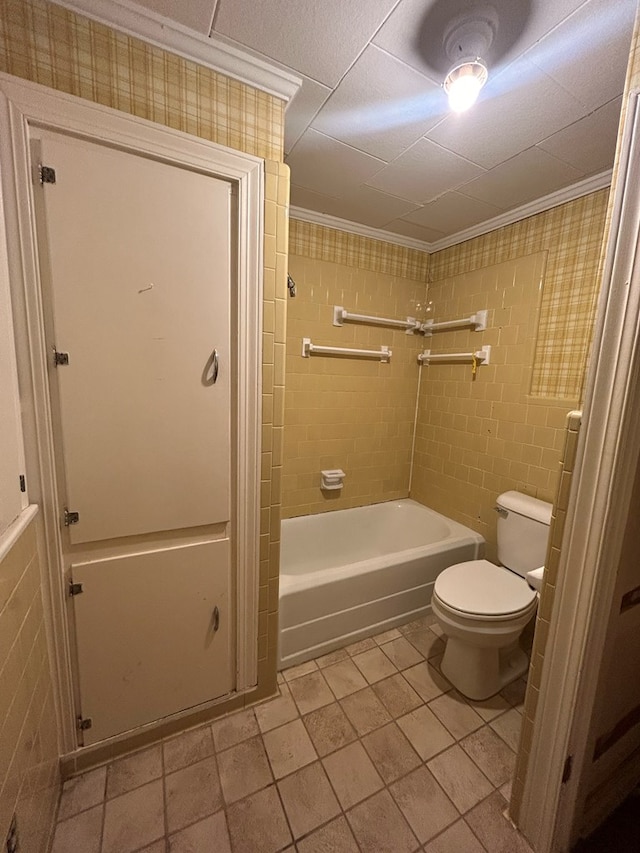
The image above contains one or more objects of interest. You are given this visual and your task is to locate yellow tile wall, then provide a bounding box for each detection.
[0,517,59,853]
[430,191,608,400]
[411,254,575,559]
[284,222,429,516]
[0,0,289,770]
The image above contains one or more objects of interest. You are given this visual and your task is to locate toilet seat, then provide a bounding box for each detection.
[434,560,537,619]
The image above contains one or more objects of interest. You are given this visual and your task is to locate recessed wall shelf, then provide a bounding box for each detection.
[333,305,420,335]
[302,338,391,362]
[418,345,491,365]
[421,310,488,335]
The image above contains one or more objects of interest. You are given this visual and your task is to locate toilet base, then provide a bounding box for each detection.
[440,637,529,700]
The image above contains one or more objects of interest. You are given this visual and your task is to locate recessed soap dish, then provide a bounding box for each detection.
[321,469,345,491]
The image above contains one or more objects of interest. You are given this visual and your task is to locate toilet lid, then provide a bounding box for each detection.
[434,560,537,617]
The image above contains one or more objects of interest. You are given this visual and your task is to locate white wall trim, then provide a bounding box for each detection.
[0,72,263,751]
[289,206,432,253]
[52,0,301,103]
[0,505,38,564]
[291,171,612,257]
[519,92,640,852]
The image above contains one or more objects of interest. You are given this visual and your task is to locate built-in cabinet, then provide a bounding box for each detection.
[0,75,263,749]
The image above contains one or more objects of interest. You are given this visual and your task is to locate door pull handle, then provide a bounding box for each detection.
[212,348,219,384]
[212,606,220,632]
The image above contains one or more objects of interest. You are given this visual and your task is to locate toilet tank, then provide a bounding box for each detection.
[496,491,553,577]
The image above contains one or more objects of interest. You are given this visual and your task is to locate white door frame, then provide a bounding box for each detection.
[519,90,640,851]
[0,73,263,754]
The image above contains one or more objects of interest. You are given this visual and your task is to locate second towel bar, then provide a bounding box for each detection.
[334,306,420,334]
[418,345,491,365]
[302,338,392,362]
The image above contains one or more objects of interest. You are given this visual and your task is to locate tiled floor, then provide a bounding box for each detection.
[51,616,534,852]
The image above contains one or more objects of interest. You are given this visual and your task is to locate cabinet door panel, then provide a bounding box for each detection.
[71,539,231,745]
[40,132,231,543]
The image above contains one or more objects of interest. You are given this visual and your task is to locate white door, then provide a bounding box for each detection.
[35,130,234,744]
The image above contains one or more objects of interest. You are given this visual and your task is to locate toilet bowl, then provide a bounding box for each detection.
[432,491,552,701]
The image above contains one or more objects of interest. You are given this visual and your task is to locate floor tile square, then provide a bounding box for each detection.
[254,686,299,733]
[406,628,445,659]
[361,722,421,783]
[466,691,511,721]
[466,790,534,852]
[374,628,402,644]
[216,735,272,803]
[429,690,484,739]
[490,707,523,751]
[402,661,451,702]
[461,725,516,787]
[163,725,215,775]
[51,805,103,853]
[322,741,384,809]
[345,637,377,655]
[390,766,459,844]
[57,766,106,821]
[226,785,293,853]
[500,677,527,710]
[165,757,223,834]
[427,744,494,813]
[102,779,164,853]
[263,718,317,779]
[282,659,318,681]
[288,670,334,714]
[322,658,367,698]
[373,673,423,717]
[397,705,455,761]
[168,810,230,852]
[423,818,486,853]
[106,745,163,799]
[340,686,392,735]
[399,614,437,635]
[211,708,259,751]
[315,648,349,668]
[347,789,419,853]
[296,816,359,853]
[302,702,357,756]
[352,647,397,683]
[277,761,340,838]
[380,636,424,670]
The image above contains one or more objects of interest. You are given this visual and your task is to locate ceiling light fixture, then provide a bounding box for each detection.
[443,57,488,112]
[443,8,497,113]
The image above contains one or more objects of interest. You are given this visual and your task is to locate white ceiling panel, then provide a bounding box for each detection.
[537,97,622,176]
[290,184,419,229]
[214,0,399,87]
[427,57,586,169]
[311,45,445,161]
[525,0,636,112]
[285,75,332,155]
[372,0,589,82]
[402,192,503,233]
[367,137,486,204]
[460,147,584,211]
[132,0,217,34]
[285,129,385,198]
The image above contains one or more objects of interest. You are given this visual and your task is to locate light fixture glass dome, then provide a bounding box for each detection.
[443,57,489,113]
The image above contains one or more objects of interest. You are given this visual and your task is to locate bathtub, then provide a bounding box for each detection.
[278,499,485,669]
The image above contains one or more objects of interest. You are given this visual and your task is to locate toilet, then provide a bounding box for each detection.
[431,491,552,701]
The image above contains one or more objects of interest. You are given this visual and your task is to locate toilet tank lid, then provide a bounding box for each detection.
[497,491,552,525]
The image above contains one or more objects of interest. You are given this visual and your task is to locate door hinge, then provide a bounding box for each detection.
[39,164,56,184]
[69,580,83,596]
[53,347,69,366]
[64,508,80,526]
[562,754,573,784]
[76,715,92,731]
[19,474,26,493]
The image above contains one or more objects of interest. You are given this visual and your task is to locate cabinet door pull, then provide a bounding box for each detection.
[212,348,219,383]
[212,606,220,632]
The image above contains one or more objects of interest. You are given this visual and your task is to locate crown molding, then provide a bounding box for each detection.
[288,207,432,253]
[52,0,302,103]
[292,170,612,256]
[428,170,613,253]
